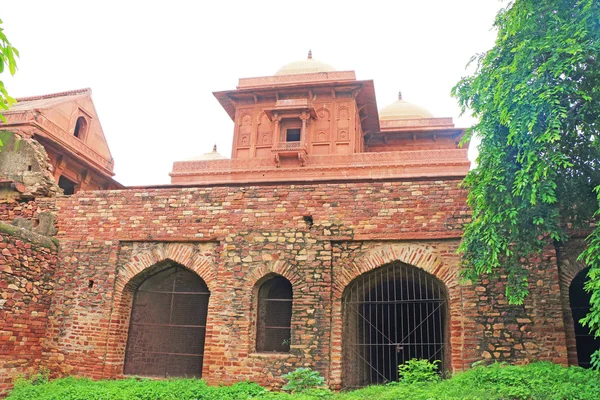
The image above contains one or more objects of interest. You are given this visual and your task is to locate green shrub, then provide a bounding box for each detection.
[6,362,600,400]
[397,358,440,384]
[281,368,327,394]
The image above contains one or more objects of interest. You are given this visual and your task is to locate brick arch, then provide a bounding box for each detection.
[114,243,216,293]
[329,243,462,389]
[246,259,304,289]
[101,243,216,378]
[558,257,589,366]
[333,243,456,296]
[559,259,588,290]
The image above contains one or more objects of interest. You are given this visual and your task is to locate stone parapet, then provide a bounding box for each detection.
[170,149,470,185]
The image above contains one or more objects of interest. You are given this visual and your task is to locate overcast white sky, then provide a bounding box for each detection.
[2,1,504,186]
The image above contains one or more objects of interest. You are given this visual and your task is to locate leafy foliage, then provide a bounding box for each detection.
[7,363,600,400]
[0,17,18,124]
[397,359,440,384]
[281,368,327,394]
[452,0,600,365]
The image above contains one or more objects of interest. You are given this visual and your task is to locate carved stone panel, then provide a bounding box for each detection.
[257,112,273,145]
[238,113,253,146]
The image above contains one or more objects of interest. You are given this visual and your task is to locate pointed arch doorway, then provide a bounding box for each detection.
[123,265,210,377]
[342,261,448,388]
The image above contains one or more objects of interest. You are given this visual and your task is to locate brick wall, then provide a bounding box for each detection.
[465,247,567,365]
[0,201,38,223]
[37,179,569,388]
[0,224,58,396]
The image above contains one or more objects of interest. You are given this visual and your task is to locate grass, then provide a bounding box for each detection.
[7,362,600,400]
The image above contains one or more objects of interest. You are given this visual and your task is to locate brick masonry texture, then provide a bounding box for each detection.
[0,201,39,223]
[0,225,57,396]
[0,179,579,393]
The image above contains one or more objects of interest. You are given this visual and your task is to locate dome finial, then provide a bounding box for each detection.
[307,49,312,60]
[398,91,403,100]
[212,144,217,152]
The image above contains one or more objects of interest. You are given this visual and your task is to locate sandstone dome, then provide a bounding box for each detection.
[187,145,227,161]
[379,92,434,120]
[275,50,336,76]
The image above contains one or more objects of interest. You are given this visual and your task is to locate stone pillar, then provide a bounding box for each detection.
[273,114,281,146]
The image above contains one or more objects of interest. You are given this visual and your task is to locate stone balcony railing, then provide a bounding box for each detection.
[271,141,306,152]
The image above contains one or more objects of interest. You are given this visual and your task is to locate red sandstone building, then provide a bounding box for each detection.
[0,53,598,394]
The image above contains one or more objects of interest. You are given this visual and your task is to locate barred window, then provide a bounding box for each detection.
[256,275,293,352]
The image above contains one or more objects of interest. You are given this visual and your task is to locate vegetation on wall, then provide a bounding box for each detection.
[0,18,17,122]
[0,17,18,150]
[452,0,600,365]
[7,362,600,400]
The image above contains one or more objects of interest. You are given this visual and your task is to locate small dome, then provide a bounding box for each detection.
[275,50,335,76]
[379,92,434,120]
[187,145,227,161]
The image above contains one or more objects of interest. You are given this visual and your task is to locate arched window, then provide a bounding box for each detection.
[256,275,293,352]
[73,116,88,139]
[570,267,600,368]
[342,262,448,387]
[124,266,210,377]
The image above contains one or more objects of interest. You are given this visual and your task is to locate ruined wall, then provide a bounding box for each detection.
[0,200,38,223]
[41,180,568,388]
[0,132,60,200]
[0,223,58,396]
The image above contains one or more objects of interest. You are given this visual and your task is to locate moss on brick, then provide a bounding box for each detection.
[0,221,57,250]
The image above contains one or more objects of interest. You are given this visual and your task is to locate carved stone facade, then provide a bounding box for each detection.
[172,56,468,184]
[0,88,122,198]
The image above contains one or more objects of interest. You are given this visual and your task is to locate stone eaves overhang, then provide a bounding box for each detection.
[213,72,380,136]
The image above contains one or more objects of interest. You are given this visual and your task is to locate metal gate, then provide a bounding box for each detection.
[124,266,210,377]
[343,262,447,387]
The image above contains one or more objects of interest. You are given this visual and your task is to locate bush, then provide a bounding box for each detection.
[397,359,440,384]
[281,368,327,394]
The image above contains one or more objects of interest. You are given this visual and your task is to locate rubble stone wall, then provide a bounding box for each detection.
[0,223,57,396]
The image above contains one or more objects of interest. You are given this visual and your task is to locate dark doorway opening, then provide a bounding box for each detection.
[124,265,210,377]
[58,175,76,195]
[343,262,447,388]
[570,267,600,368]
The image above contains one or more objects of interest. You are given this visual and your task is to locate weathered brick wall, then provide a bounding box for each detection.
[556,238,589,366]
[0,201,38,223]
[0,198,57,225]
[465,247,567,365]
[0,224,58,396]
[39,179,569,388]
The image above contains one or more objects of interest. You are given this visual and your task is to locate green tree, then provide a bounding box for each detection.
[452,0,600,366]
[0,17,18,125]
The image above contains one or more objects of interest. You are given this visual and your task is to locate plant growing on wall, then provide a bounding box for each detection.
[0,17,18,149]
[281,367,327,393]
[452,0,600,366]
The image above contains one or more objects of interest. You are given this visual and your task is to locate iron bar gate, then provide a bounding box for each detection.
[343,262,447,387]
[124,266,210,377]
